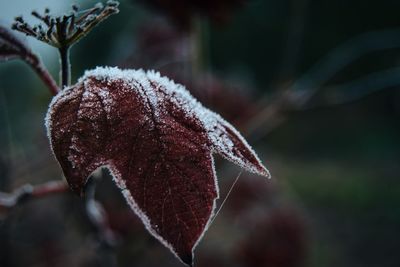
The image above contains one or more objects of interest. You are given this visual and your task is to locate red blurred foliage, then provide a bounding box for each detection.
[235,209,307,267]
[223,173,280,216]
[103,203,142,236]
[135,0,247,30]
[127,20,187,71]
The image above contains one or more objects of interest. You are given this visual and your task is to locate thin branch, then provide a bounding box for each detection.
[26,54,59,95]
[0,24,60,95]
[304,67,400,109]
[0,180,69,210]
[247,28,400,141]
[85,173,117,248]
[291,28,400,94]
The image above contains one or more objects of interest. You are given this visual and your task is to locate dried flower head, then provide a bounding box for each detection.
[12,1,119,48]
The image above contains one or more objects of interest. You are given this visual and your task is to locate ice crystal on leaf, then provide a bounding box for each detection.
[46,66,270,266]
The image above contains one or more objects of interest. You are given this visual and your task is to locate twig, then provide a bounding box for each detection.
[26,54,59,96]
[0,24,59,95]
[85,174,117,248]
[246,28,400,141]
[0,180,69,210]
[291,28,400,94]
[304,67,400,108]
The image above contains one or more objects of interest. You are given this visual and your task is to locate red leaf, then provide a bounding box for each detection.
[46,67,269,266]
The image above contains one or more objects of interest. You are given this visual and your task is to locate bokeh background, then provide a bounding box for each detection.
[1,0,400,267]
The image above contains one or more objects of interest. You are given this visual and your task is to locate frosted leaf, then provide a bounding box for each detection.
[46,66,270,266]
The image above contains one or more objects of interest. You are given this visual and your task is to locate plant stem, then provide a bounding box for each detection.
[59,46,71,89]
[22,53,60,96]
[85,174,117,248]
[0,180,69,210]
[31,60,60,96]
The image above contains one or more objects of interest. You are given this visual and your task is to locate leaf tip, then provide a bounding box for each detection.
[260,166,272,179]
[179,252,194,267]
[248,158,271,179]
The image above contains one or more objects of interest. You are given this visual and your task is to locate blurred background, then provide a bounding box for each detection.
[1,0,400,266]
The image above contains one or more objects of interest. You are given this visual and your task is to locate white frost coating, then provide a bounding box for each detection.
[210,114,271,178]
[97,88,113,114]
[81,66,269,178]
[192,153,219,254]
[81,67,159,117]
[97,155,219,267]
[146,68,270,178]
[45,85,78,163]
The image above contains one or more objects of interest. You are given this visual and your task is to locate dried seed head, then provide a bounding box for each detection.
[12,1,119,48]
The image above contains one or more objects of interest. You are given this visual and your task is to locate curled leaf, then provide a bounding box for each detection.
[0,24,34,63]
[46,67,270,266]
